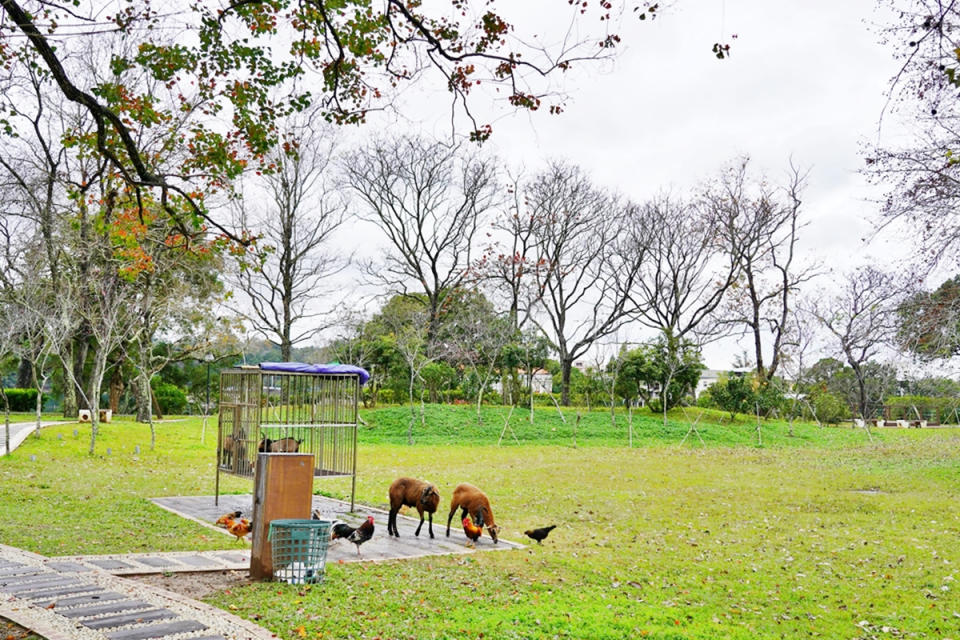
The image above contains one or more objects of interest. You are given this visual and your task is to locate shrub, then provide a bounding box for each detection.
[152,382,187,415]
[1,388,38,412]
[709,375,785,418]
[809,392,847,425]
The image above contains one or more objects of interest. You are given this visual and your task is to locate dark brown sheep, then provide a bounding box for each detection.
[388,477,441,538]
[445,483,499,543]
[257,437,301,452]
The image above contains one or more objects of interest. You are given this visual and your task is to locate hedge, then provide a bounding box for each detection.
[0,388,39,412]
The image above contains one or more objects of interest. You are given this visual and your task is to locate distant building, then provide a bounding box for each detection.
[695,367,752,398]
[491,368,554,395]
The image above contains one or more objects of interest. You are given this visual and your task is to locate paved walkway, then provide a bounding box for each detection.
[0,421,61,456]
[0,544,273,640]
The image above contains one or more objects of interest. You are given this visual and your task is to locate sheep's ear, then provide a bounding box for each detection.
[420,486,432,502]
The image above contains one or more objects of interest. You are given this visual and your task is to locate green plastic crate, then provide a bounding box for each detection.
[268,519,332,584]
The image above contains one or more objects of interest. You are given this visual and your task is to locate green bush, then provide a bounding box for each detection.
[809,392,848,425]
[696,389,716,409]
[708,375,785,418]
[1,388,38,412]
[152,382,187,415]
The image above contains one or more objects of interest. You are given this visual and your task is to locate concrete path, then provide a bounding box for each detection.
[0,421,61,456]
[0,544,274,640]
[149,494,522,566]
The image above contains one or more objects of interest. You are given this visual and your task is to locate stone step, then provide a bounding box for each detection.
[59,599,156,619]
[81,608,177,630]
[104,619,207,640]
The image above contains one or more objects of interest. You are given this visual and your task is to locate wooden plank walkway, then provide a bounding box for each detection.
[0,544,274,640]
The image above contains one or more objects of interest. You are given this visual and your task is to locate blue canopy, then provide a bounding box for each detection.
[259,362,370,386]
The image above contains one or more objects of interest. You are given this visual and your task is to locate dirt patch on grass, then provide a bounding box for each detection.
[126,570,253,600]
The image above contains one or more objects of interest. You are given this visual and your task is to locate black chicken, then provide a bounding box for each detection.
[331,516,375,556]
[524,525,557,544]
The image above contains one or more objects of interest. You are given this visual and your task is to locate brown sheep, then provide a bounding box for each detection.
[257,437,301,452]
[446,483,499,543]
[220,430,245,468]
[388,477,440,538]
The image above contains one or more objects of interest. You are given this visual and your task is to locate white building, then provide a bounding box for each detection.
[491,368,554,394]
[695,367,752,398]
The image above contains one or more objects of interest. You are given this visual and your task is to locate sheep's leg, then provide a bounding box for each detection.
[387,508,398,536]
[414,508,424,537]
[446,504,458,536]
[427,511,434,538]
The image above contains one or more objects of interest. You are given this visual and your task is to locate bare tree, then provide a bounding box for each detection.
[627,194,740,423]
[527,162,645,405]
[480,170,542,331]
[868,1,960,268]
[342,136,497,349]
[232,125,348,361]
[711,158,818,382]
[444,293,515,422]
[45,251,140,454]
[385,308,434,445]
[810,267,903,421]
[130,228,228,448]
[778,305,818,435]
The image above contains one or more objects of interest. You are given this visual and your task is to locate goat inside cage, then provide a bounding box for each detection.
[216,363,369,509]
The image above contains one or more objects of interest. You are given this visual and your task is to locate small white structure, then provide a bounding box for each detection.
[78,409,112,423]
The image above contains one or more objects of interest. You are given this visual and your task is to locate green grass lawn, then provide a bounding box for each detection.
[1,407,958,639]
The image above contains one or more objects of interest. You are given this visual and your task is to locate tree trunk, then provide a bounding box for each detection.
[16,357,32,388]
[560,358,573,406]
[32,365,43,438]
[407,368,416,445]
[1,388,10,456]
[109,371,124,413]
[62,343,78,419]
[151,390,164,420]
[87,355,108,455]
[136,374,151,422]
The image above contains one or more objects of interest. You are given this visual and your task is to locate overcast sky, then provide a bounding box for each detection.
[325,1,918,369]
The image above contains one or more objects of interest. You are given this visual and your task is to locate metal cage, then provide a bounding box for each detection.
[216,367,360,508]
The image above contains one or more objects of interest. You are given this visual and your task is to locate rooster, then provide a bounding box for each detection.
[331,516,375,556]
[462,515,483,547]
[215,510,242,528]
[227,517,252,542]
[524,525,557,545]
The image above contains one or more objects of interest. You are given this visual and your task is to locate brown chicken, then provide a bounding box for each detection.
[462,515,483,547]
[227,517,252,541]
[215,510,242,528]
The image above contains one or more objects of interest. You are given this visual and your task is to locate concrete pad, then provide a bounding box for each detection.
[150,494,523,569]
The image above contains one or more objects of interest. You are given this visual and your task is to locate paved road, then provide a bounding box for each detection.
[0,420,56,456]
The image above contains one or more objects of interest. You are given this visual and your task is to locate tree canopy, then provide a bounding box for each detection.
[0,0,648,246]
